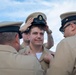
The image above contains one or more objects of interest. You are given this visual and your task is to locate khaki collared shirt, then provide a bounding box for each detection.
[19,46,53,72]
[20,42,49,49]
[20,42,26,49]
[0,45,44,75]
[47,35,76,75]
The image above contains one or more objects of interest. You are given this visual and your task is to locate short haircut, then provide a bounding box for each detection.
[28,25,45,33]
[0,32,18,44]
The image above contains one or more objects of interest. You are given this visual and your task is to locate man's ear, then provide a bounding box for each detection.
[71,23,76,31]
[10,34,20,51]
[14,34,20,51]
[15,34,20,44]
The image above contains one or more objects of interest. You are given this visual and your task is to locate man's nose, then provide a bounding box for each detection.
[37,33,41,38]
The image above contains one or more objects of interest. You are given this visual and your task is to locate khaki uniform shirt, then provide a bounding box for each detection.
[0,45,44,75]
[20,42,26,49]
[20,42,49,49]
[47,35,76,75]
[19,46,53,72]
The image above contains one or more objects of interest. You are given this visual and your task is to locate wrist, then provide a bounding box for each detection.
[46,29,52,34]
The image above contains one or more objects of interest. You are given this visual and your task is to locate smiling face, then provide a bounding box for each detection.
[29,26,44,46]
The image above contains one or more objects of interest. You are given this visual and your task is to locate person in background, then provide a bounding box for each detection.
[46,11,76,75]
[20,12,54,50]
[19,14,54,73]
[0,21,44,75]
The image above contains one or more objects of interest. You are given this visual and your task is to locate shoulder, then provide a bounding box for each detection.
[58,35,76,47]
[17,54,42,68]
[19,46,30,54]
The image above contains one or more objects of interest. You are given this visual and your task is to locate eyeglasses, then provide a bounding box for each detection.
[62,22,76,33]
[62,23,71,32]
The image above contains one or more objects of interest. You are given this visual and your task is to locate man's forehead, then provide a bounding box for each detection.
[31,27,44,33]
[31,27,44,30]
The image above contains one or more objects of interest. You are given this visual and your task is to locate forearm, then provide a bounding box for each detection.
[45,29,54,49]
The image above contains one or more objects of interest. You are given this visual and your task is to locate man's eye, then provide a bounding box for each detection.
[33,32,37,34]
[40,33,44,35]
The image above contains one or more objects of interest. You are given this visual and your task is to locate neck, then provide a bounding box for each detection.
[29,43,43,54]
[23,41,29,46]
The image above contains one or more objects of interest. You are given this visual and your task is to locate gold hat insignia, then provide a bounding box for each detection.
[39,15,42,20]
[65,18,68,21]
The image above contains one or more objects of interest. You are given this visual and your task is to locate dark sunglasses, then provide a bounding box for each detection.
[62,22,76,32]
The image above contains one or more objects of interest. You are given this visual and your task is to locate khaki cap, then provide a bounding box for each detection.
[26,12,47,22]
[20,12,47,32]
[59,11,76,32]
[0,21,23,38]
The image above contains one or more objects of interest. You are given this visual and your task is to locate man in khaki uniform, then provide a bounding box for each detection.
[19,14,54,73]
[46,11,76,75]
[20,12,54,49]
[0,21,44,75]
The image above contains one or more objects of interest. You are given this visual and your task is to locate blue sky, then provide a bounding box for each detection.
[0,0,76,52]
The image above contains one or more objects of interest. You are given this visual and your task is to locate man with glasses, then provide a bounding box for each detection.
[46,11,76,75]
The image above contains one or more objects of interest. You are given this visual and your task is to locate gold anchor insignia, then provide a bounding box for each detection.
[39,15,42,20]
[65,18,68,21]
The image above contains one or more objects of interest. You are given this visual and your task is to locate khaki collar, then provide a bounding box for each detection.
[39,47,49,61]
[21,42,25,48]
[0,45,17,53]
[26,46,49,61]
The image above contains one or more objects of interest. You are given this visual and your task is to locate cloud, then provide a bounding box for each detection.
[0,0,76,52]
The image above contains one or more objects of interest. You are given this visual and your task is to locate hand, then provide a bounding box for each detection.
[25,18,33,27]
[44,25,52,34]
[43,25,49,31]
[43,53,53,64]
[20,18,33,32]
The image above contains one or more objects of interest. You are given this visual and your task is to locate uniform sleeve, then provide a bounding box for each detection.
[46,39,74,75]
[13,54,44,75]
